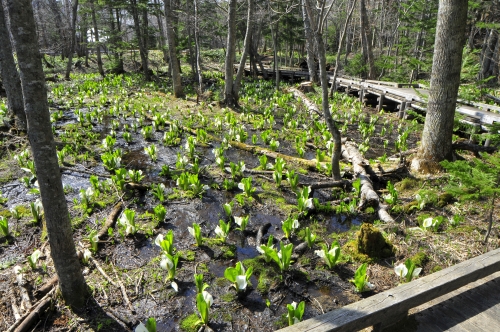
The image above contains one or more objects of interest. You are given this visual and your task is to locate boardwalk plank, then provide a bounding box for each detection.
[277,249,500,332]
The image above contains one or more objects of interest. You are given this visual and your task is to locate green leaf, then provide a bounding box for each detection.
[224,267,238,283]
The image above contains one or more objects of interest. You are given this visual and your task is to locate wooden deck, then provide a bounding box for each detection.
[403,271,500,331]
[276,247,500,332]
[237,65,500,129]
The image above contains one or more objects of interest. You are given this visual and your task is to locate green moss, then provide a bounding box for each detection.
[356,223,394,259]
[180,250,196,261]
[410,251,428,267]
[221,292,237,302]
[437,193,454,207]
[179,313,200,332]
[197,263,209,273]
[395,178,420,191]
[243,256,280,294]
[430,265,442,273]
[215,277,230,288]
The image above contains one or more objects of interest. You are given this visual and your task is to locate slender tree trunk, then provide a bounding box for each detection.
[232,0,254,103]
[64,0,79,80]
[193,0,203,95]
[223,0,237,106]
[90,0,105,77]
[130,0,150,80]
[271,21,280,90]
[154,0,169,64]
[302,0,318,83]
[330,0,357,97]
[0,3,26,130]
[163,0,184,97]
[6,0,87,310]
[411,0,468,174]
[304,0,341,180]
[478,29,499,85]
[360,0,375,79]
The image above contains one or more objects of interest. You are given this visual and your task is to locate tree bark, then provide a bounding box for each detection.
[304,0,342,180]
[223,0,237,106]
[411,0,468,174]
[302,2,318,83]
[0,3,26,130]
[478,29,499,85]
[232,0,254,103]
[329,0,357,97]
[64,0,79,80]
[6,0,87,310]
[360,0,376,79]
[163,0,184,97]
[130,0,150,81]
[193,0,203,95]
[89,0,105,77]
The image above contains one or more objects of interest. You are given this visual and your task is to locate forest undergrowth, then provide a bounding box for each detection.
[0,55,499,332]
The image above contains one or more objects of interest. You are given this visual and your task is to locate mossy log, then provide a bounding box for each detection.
[155,116,321,170]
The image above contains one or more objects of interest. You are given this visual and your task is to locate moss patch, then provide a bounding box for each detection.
[356,223,394,259]
[243,256,280,294]
[179,313,200,332]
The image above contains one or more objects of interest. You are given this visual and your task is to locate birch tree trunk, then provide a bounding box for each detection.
[193,0,203,95]
[302,1,319,83]
[64,0,79,80]
[304,0,342,180]
[0,3,26,130]
[232,0,254,103]
[164,0,184,97]
[329,0,357,97]
[6,0,87,310]
[411,0,468,174]
[223,0,237,106]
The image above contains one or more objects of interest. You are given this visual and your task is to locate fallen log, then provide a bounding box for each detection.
[150,116,321,170]
[341,141,395,223]
[288,87,322,118]
[13,266,32,312]
[34,275,58,298]
[97,202,123,240]
[7,288,55,332]
[452,140,497,153]
[485,94,500,105]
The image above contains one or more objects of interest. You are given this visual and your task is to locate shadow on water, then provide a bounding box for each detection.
[328,215,362,233]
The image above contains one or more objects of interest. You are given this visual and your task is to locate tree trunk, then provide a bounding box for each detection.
[130,0,150,81]
[232,0,254,103]
[360,0,376,79]
[329,0,357,97]
[303,0,317,82]
[193,0,203,95]
[163,0,184,97]
[223,0,237,106]
[154,0,169,64]
[303,0,342,180]
[6,0,87,310]
[271,21,280,90]
[0,3,26,130]
[478,29,499,85]
[64,0,79,80]
[90,0,105,77]
[411,0,468,174]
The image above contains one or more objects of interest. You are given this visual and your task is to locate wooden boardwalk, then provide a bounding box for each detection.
[277,247,500,332]
[239,65,500,129]
[402,271,500,332]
